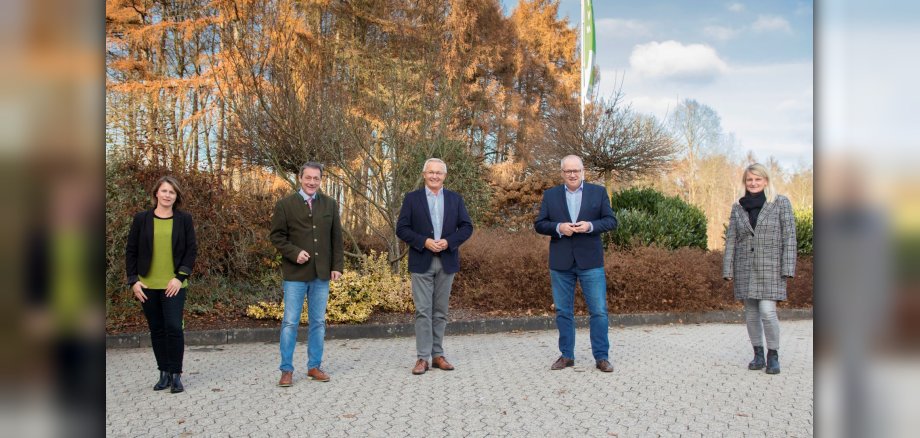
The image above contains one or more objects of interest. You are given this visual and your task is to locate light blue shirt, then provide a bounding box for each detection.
[565,182,583,222]
[556,182,593,237]
[425,186,444,240]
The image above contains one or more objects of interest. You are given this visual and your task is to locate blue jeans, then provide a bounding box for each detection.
[279,279,329,371]
[550,267,610,361]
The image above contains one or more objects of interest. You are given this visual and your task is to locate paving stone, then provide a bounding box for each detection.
[106,321,813,436]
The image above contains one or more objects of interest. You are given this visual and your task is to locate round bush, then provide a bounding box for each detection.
[606,187,707,250]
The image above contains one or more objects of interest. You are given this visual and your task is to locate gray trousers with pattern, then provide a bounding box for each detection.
[411,256,455,360]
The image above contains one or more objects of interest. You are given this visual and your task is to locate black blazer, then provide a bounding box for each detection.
[125,209,197,286]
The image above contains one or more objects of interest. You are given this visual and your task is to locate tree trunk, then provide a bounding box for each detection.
[604,170,616,201]
[388,237,401,275]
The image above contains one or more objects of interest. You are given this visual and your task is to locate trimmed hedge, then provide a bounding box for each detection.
[606,187,708,250]
[452,229,813,315]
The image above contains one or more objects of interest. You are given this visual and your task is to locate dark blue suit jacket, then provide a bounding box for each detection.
[396,188,474,274]
[534,183,618,271]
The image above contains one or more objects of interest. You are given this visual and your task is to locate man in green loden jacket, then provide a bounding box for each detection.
[270,162,344,387]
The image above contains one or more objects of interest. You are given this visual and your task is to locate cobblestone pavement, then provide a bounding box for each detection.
[106,320,813,437]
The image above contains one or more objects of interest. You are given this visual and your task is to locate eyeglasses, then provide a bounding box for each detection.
[562,169,583,175]
[425,171,446,176]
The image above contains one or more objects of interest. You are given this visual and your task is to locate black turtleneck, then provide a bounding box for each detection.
[739,191,766,229]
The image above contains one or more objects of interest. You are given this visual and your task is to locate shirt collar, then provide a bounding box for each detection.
[565,181,584,194]
[425,186,442,197]
[298,189,314,201]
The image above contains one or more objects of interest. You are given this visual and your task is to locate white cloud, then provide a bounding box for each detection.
[704,25,739,41]
[727,2,745,13]
[629,40,729,82]
[752,15,792,33]
[595,18,651,38]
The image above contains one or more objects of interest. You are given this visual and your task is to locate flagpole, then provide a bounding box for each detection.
[580,0,595,123]
[580,0,585,122]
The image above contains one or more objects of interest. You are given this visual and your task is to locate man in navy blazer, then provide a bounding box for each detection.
[534,155,618,373]
[397,158,474,375]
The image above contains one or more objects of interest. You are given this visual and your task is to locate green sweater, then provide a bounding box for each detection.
[139,217,188,289]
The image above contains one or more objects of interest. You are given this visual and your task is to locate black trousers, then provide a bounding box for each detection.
[140,288,186,373]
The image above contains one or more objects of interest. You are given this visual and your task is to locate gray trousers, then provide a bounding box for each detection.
[744,299,780,350]
[411,257,455,360]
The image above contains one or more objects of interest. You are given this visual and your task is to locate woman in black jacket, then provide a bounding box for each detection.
[125,176,197,393]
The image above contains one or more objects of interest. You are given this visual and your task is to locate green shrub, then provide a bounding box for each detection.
[610,186,664,214]
[606,187,707,250]
[795,208,813,255]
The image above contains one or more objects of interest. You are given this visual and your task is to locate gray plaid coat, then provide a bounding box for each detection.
[722,195,797,301]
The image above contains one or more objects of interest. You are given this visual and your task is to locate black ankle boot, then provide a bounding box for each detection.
[154,371,172,391]
[748,346,765,370]
[170,373,184,393]
[766,349,780,374]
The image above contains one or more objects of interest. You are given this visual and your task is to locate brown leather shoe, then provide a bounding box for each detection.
[432,356,455,371]
[411,359,429,375]
[278,371,293,387]
[550,356,575,370]
[596,359,614,373]
[307,367,331,382]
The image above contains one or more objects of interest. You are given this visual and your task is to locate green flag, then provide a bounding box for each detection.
[581,0,596,113]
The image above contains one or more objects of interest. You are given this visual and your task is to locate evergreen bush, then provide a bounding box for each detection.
[606,187,708,250]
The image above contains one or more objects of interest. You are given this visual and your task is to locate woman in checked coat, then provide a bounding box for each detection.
[723,163,797,374]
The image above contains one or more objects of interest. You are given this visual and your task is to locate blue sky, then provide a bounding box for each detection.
[501,0,814,168]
